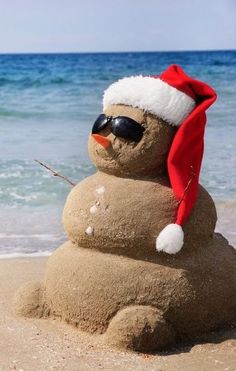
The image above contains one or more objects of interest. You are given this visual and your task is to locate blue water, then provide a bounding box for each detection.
[0,51,236,255]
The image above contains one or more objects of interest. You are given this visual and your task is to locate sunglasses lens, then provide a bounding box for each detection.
[92,114,109,134]
[112,117,145,142]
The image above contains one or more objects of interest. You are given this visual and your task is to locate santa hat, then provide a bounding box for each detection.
[103,65,217,254]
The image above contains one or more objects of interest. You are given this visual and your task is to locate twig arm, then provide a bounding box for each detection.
[35,159,76,187]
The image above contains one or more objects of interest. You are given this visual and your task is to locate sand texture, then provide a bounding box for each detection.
[1,257,235,371]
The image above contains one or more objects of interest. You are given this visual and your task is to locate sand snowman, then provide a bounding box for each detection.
[14,65,236,352]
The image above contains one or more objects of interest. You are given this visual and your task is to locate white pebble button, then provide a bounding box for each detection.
[85,226,94,236]
[90,205,98,214]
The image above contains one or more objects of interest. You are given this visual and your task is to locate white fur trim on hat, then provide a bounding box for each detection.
[156,224,184,254]
[103,76,195,126]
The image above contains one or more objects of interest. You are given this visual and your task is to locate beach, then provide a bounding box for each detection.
[0,257,235,371]
[0,51,236,369]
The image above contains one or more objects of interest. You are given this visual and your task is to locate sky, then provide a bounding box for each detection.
[0,0,235,53]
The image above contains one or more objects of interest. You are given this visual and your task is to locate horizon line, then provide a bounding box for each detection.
[0,48,235,56]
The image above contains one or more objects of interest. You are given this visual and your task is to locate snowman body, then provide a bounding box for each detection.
[63,171,216,256]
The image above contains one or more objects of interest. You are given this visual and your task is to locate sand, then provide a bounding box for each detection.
[0,257,235,371]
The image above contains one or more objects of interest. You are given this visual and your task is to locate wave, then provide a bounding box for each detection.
[9,192,39,202]
[0,251,52,259]
[0,109,48,119]
[0,76,73,87]
[0,232,62,241]
[0,232,53,238]
[0,171,22,178]
[0,109,76,119]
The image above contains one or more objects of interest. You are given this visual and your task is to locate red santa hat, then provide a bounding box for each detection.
[103,64,217,254]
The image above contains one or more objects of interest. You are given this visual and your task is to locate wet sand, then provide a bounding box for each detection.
[0,257,235,371]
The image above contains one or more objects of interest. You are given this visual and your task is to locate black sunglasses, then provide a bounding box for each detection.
[92,114,145,142]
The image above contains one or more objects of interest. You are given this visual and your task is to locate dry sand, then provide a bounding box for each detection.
[0,257,235,371]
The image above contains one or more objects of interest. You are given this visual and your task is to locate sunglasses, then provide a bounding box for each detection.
[92,114,145,142]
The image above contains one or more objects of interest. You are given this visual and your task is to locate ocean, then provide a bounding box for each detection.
[0,50,235,256]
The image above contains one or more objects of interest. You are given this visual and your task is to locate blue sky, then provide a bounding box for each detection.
[0,0,235,53]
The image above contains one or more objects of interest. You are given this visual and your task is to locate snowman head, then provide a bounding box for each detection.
[88,65,198,177]
[88,103,176,177]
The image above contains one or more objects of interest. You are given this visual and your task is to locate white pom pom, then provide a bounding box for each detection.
[156,224,184,254]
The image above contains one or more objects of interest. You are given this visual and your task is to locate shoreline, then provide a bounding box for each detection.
[0,199,235,258]
[0,257,235,370]
[0,225,235,260]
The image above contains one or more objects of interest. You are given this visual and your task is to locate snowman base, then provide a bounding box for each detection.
[14,236,236,352]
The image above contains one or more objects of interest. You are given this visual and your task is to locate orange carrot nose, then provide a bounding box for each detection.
[92,134,111,149]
